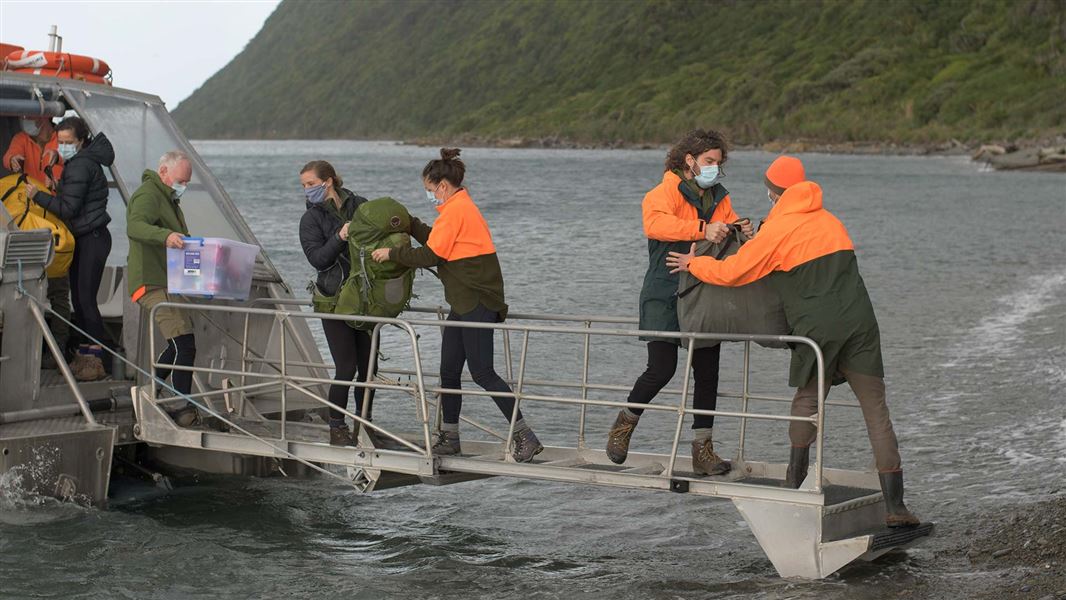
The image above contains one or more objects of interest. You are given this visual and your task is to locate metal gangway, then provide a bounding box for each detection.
[132,300,933,579]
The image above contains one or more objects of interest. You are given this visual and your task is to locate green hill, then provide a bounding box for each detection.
[173,0,1066,146]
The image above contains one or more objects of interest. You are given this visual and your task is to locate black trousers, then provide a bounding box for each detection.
[156,333,196,396]
[625,341,721,429]
[322,318,374,421]
[440,304,522,425]
[69,227,111,347]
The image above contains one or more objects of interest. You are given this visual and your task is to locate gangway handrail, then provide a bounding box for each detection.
[13,259,97,426]
[147,301,829,491]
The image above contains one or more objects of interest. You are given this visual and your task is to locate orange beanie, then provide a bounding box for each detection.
[764,156,806,194]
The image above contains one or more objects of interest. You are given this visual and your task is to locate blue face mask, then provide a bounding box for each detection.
[693,164,720,189]
[305,183,327,205]
[172,182,187,198]
[57,143,78,161]
[426,188,443,206]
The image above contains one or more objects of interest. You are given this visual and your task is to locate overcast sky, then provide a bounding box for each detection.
[0,0,280,108]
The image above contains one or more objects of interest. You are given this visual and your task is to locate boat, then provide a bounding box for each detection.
[0,27,932,580]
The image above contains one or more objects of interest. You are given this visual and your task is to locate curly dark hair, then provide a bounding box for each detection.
[664,129,729,172]
[422,148,465,187]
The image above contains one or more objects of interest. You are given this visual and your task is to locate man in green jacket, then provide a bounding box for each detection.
[127,150,197,426]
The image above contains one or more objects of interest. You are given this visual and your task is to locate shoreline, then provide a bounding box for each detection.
[400,134,1066,172]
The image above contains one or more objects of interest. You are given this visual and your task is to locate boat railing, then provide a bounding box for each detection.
[147,300,834,492]
[7,250,98,426]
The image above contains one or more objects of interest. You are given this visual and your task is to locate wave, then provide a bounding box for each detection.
[941,270,1066,369]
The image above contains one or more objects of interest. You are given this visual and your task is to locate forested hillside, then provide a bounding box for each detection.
[173,0,1066,146]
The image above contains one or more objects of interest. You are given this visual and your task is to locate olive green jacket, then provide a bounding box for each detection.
[126,169,189,296]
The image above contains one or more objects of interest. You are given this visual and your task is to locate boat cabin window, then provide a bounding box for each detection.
[62,89,243,241]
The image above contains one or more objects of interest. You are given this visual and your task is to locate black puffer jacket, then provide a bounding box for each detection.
[34,132,115,237]
[299,188,368,296]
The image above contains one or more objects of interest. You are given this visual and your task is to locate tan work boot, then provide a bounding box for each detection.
[71,353,106,382]
[691,438,731,476]
[606,410,639,464]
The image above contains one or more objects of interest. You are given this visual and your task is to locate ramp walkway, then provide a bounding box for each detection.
[132,301,934,579]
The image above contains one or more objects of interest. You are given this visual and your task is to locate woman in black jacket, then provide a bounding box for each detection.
[298,160,377,447]
[26,116,115,381]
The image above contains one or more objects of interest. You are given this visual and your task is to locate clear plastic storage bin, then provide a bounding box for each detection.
[167,237,259,300]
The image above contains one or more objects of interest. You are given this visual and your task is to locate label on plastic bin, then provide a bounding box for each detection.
[183,250,202,276]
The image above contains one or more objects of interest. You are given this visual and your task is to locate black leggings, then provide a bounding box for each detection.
[626,341,721,429]
[322,318,374,421]
[440,304,522,425]
[156,333,196,396]
[69,227,111,346]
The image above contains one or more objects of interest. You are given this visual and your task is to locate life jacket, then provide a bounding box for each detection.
[0,173,75,278]
[677,228,789,349]
[333,197,416,329]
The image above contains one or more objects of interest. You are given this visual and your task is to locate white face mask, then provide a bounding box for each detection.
[767,190,776,208]
[21,119,41,137]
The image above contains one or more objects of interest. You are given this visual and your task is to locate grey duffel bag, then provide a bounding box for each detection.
[677,230,789,349]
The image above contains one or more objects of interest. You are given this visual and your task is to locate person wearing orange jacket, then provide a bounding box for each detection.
[3,117,63,188]
[666,155,920,528]
[371,148,543,463]
[4,116,70,366]
[606,129,753,476]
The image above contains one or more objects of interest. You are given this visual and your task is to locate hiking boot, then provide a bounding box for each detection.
[167,404,200,428]
[880,471,920,528]
[605,410,639,464]
[511,427,544,463]
[329,425,355,447]
[783,446,810,489]
[71,353,106,382]
[691,438,731,476]
[430,430,461,455]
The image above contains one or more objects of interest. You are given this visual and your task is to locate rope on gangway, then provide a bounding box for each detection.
[13,266,371,490]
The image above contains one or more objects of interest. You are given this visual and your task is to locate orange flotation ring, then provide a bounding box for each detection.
[11,67,109,85]
[0,43,24,59]
[4,50,111,76]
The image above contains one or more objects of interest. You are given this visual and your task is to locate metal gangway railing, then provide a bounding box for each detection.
[131,300,933,579]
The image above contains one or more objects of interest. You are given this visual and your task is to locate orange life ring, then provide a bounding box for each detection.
[11,67,110,85]
[4,50,111,76]
[0,44,24,59]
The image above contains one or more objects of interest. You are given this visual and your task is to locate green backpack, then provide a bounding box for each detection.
[334,197,416,329]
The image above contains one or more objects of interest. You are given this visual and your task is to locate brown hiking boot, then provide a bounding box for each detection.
[329,425,355,447]
[691,438,731,476]
[880,471,920,527]
[431,430,461,455]
[511,427,544,463]
[606,410,639,464]
[71,353,106,382]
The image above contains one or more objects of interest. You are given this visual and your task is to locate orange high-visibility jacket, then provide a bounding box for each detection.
[3,131,63,185]
[392,188,508,319]
[688,181,883,386]
[639,169,738,338]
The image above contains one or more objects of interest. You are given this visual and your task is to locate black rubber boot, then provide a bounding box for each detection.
[879,471,920,527]
[783,446,810,489]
